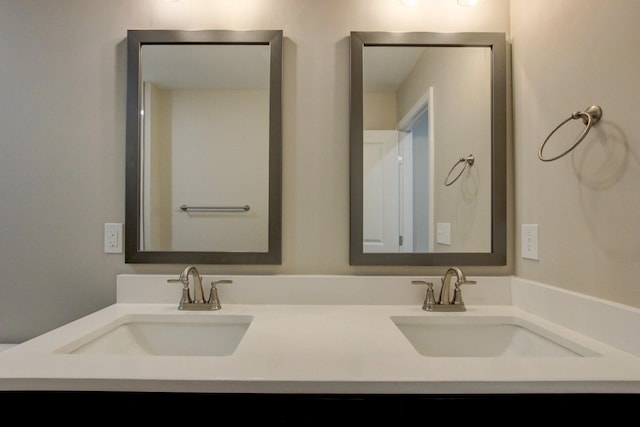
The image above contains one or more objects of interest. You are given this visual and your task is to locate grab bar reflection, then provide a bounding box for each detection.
[179,205,250,213]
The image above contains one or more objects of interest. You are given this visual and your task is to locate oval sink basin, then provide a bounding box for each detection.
[56,314,253,356]
[391,316,599,358]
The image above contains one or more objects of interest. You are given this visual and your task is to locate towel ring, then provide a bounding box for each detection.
[444,155,474,186]
[538,105,602,162]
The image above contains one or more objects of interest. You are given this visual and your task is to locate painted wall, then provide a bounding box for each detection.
[169,89,269,252]
[0,0,512,343]
[363,92,397,130]
[397,47,492,253]
[511,0,640,307]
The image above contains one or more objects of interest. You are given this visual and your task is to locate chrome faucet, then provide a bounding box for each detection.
[439,267,476,308]
[412,267,476,312]
[167,265,232,310]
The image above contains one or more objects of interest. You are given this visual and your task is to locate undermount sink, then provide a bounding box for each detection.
[56,314,253,356]
[391,315,599,358]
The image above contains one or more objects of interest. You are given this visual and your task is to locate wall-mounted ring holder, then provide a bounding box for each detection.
[538,105,603,162]
[444,154,475,186]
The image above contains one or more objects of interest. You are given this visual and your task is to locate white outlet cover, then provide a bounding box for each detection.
[104,223,123,253]
[521,224,539,260]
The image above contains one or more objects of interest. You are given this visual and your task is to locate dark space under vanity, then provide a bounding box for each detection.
[3,392,639,421]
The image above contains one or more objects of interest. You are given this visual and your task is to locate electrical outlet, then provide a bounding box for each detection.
[436,222,451,245]
[521,224,539,260]
[104,223,123,253]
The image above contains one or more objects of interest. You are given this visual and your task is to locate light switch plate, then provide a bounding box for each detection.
[521,224,539,260]
[436,222,451,245]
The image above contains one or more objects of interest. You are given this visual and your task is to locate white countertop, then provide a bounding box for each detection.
[1,275,639,394]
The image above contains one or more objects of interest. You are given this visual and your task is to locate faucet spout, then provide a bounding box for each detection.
[179,265,206,304]
[167,265,206,308]
[438,267,476,305]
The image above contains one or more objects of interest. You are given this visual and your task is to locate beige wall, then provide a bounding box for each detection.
[0,0,512,343]
[363,92,397,130]
[169,89,269,252]
[397,47,493,253]
[7,0,637,345]
[511,0,640,308]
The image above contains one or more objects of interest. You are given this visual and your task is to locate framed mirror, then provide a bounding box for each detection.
[125,30,282,264]
[349,32,507,266]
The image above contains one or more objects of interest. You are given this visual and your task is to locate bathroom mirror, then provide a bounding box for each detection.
[349,32,506,266]
[125,30,282,264]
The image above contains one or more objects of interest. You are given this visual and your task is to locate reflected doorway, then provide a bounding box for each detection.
[363,90,434,253]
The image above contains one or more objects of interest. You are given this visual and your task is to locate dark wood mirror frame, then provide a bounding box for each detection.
[349,31,507,266]
[125,29,283,264]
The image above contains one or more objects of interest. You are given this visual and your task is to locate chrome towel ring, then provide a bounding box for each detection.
[444,154,474,186]
[538,105,603,162]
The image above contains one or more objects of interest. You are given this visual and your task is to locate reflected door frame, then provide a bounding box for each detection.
[362,91,435,254]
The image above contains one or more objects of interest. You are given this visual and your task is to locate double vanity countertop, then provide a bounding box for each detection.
[1,274,639,394]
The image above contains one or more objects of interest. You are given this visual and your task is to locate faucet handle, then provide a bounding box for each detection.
[167,277,192,307]
[208,279,233,310]
[450,278,476,306]
[412,280,437,311]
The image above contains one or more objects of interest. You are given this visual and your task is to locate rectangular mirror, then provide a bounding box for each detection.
[350,32,507,266]
[125,30,282,264]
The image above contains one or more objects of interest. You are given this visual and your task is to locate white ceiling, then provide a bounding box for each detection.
[141,44,270,90]
[363,46,426,92]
